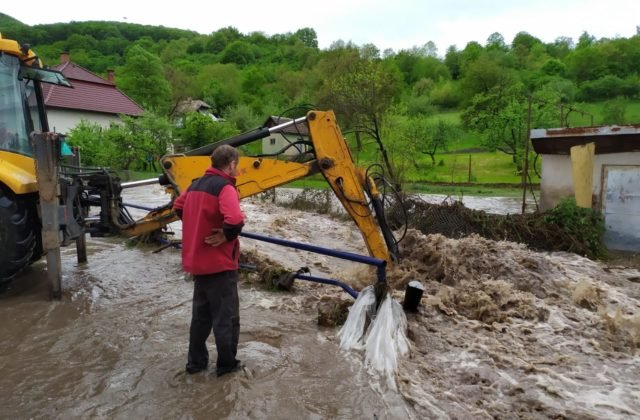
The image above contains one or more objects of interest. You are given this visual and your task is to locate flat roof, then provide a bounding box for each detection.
[531,125,640,155]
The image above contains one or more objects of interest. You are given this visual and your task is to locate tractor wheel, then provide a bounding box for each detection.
[0,187,37,288]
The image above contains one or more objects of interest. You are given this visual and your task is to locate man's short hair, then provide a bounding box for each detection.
[211,144,239,169]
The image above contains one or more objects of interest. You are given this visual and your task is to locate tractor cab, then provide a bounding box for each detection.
[0,42,71,157]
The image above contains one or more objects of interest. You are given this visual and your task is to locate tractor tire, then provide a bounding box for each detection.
[0,187,37,288]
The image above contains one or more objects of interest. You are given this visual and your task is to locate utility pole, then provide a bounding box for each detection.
[522,96,532,214]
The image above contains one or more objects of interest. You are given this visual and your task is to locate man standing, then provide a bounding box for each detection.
[173,145,245,376]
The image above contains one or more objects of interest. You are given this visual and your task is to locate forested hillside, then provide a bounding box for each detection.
[2,13,639,182]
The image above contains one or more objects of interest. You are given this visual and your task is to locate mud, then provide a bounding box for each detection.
[1,185,639,419]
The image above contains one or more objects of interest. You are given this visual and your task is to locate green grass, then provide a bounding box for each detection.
[404,183,528,197]
[564,100,640,126]
[400,152,539,184]
[425,111,461,125]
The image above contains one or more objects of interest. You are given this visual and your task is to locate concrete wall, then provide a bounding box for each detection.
[539,152,640,211]
[47,109,122,135]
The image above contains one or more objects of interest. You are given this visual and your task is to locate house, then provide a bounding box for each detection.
[172,98,219,127]
[42,52,143,134]
[262,116,310,157]
[531,125,640,251]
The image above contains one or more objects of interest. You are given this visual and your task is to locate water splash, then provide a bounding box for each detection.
[338,286,410,389]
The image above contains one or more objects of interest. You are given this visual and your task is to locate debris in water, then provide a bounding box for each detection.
[317,296,352,327]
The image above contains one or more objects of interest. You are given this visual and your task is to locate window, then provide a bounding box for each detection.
[269,138,276,145]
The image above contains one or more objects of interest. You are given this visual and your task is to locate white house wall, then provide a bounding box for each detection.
[47,109,122,135]
[540,152,640,211]
[262,133,307,157]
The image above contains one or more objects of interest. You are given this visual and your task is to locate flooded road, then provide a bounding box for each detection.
[0,186,409,419]
[1,185,639,419]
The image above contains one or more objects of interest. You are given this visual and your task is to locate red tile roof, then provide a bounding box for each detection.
[42,62,144,116]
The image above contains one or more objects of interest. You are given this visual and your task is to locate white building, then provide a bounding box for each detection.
[531,125,640,251]
[42,52,143,134]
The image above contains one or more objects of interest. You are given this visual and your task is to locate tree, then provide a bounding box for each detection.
[315,54,401,183]
[206,31,230,54]
[178,112,239,150]
[601,98,627,125]
[486,32,507,51]
[360,43,380,60]
[220,40,257,65]
[293,28,318,49]
[66,121,114,167]
[444,45,462,80]
[461,85,560,171]
[198,64,242,115]
[402,118,457,165]
[577,31,596,49]
[422,41,438,57]
[566,46,608,82]
[67,114,173,170]
[460,53,516,101]
[118,114,174,171]
[460,41,484,67]
[224,104,261,132]
[547,36,574,59]
[117,45,173,115]
[511,31,543,68]
[165,66,201,118]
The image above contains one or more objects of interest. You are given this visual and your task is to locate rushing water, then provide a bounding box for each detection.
[1,185,638,419]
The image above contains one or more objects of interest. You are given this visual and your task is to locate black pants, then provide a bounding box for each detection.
[187,270,240,374]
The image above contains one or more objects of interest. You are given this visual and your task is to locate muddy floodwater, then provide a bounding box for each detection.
[1,185,639,419]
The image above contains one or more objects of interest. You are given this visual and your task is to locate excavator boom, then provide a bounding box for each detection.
[126,110,398,262]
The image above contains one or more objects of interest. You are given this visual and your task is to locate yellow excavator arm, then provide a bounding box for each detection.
[123,110,398,262]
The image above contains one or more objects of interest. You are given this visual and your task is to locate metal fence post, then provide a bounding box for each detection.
[32,132,63,298]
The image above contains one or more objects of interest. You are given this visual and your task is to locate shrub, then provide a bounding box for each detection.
[544,198,606,258]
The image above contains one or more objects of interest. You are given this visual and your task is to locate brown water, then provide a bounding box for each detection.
[2,185,639,419]
[0,186,410,419]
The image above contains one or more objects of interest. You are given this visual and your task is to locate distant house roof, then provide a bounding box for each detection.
[531,125,640,155]
[263,116,310,136]
[42,60,144,116]
[174,98,212,115]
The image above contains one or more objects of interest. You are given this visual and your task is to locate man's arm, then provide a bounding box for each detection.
[218,184,245,241]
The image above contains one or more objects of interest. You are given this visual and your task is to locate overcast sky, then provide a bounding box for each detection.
[2,0,638,55]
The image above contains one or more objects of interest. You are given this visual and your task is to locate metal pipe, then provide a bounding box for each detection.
[267,116,308,134]
[121,178,159,189]
[239,231,386,283]
[123,202,155,211]
[294,274,359,299]
[238,263,359,299]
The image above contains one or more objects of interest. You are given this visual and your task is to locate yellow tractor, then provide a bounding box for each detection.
[0,34,72,285]
[0,35,402,296]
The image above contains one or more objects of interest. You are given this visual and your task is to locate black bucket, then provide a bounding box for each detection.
[403,280,425,312]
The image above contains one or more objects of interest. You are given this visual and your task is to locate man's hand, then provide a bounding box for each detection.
[204,228,226,247]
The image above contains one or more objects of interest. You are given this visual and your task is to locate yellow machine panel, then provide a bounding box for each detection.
[0,151,38,194]
[149,110,392,262]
